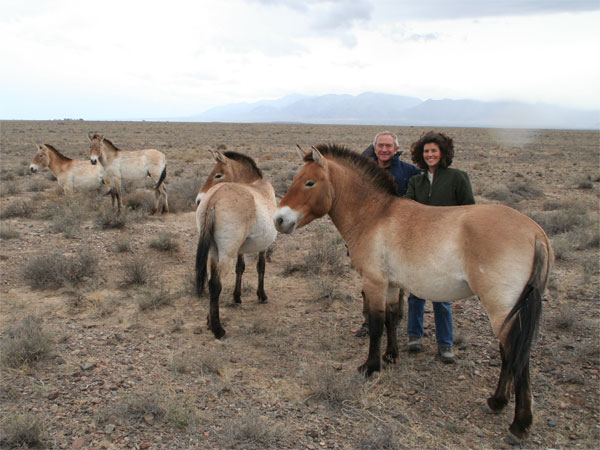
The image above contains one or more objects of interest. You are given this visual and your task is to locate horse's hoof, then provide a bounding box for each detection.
[486,396,508,413]
[259,298,269,304]
[212,327,226,339]
[357,363,379,377]
[383,353,398,365]
[507,423,529,445]
[503,431,523,446]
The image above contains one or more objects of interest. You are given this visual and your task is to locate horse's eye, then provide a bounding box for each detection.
[215,173,223,179]
[305,180,315,187]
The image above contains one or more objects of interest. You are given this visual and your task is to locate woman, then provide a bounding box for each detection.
[405,131,475,363]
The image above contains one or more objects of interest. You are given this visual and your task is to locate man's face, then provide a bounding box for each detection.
[374,134,397,166]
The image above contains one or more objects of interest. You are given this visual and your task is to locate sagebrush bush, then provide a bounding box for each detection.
[121,255,156,287]
[149,233,180,252]
[0,316,53,368]
[166,175,204,213]
[123,190,156,213]
[0,413,46,448]
[26,178,51,192]
[220,410,285,449]
[22,250,98,289]
[0,224,20,239]
[0,201,34,219]
[137,285,173,311]
[305,363,362,409]
[95,204,128,229]
[528,203,591,236]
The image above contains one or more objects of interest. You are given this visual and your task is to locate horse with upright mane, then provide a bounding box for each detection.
[196,150,277,339]
[88,133,168,214]
[274,144,553,443]
[29,143,113,199]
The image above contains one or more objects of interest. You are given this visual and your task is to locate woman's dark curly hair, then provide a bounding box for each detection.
[410,131,455,170]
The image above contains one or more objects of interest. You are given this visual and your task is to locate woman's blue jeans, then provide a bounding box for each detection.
[407,294,453,348]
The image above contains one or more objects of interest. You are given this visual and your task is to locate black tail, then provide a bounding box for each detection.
[502,240,549,379]
[155,165,167,190]
[195,207,216,297]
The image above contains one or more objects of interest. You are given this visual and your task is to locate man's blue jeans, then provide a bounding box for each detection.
[407,294,453,348]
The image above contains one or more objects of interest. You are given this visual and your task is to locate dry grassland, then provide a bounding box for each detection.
[0,120,598,449]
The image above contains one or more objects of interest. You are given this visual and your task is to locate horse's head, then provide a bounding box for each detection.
[29,144,50,173]
[88,132,104,165]
[195,150,233,206]
[274,146,333,234]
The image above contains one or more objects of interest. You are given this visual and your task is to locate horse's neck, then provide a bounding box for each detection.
[101,143,119,163]
[47,151,68,175]
[250,178,276,205]
[327,165,394,247]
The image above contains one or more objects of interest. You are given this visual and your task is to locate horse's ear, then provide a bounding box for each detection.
[208,149,218,161]
[36,144,42,150]
[215,151,227,165]
[87,132,94,142]
[296,144,309,160]
[311,146,326,168]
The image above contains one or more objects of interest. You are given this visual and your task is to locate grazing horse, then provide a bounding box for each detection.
[274,144,553,443]
[196,150,277,339]
[29,143,113,199]
[87,133,168,214]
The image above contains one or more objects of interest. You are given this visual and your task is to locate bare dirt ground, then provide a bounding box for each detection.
[0,120,598,449]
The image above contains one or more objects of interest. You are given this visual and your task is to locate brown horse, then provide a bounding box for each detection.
[274,144,553,443]
[29,144,113,200]
[196,150,277,339]
[88,133,168,214]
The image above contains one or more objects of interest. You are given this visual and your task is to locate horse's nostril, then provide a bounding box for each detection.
[275,217,283,226]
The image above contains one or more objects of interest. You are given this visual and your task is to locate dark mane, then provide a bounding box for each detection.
[223,151,263,178]
[100,136,120,151]
[305,143,397,196]
[43,144,72,161]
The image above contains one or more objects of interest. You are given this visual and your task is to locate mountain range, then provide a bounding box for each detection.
[175,92,598,130]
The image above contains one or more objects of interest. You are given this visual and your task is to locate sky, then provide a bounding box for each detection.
[1,0,599,120]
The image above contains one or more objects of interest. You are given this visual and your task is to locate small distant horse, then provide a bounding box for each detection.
[88,133,168,214]
[29,143,113,199]
[196,150,277,339]
[274,144,553,443]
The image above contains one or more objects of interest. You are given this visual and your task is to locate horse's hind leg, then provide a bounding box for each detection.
[161,184,169,214]
[256,250,268,303]
[233,254,245,304]
[508,360,533,442]
[487,343,512,412]
[151,187,160,215]
[208,267,226,339]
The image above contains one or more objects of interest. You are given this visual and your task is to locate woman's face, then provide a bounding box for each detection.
[423,142,442,171]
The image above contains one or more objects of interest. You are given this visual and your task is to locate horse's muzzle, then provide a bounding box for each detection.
[274,207,298,234]
[29,165,37,173]
[90,159,97,165]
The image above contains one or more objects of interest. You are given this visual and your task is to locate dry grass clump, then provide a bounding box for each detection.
[114,238,132,253]
[95,204,128,229]
[219,410,285,449]
[166,175,204,213]
[137,285,173,311]
[169,349,223,376]
[359,426,403,450]
[0,316,53,368]
[26,177,51,192]
[123,190,156,213]
[284,232,347,276]
[120,255,157,287]
[0,223,20,239]
[552,304,577,331]
[149,232,180,253]
[483,182,544,204]
[0,200,34,219]
[22,249,98,289]
[528,202,591,236]
[304,363,363,409]
[0,182,21,196]
[0,413,46,448]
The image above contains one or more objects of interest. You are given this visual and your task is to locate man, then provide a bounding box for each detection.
[355,132,420,337]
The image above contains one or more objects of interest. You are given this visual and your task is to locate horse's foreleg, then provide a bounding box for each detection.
[208,268,225,339]
[233,254,245,304]
[151,187,160,215]
[508,360,533,443]
[487,343,512,412]
[398,288,404,320]
[358,283,385,376]
[383,298,400,364]
[256,251,268,303]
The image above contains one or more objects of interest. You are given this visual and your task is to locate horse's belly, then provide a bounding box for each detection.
[119,165,148,181]
[239,216,277,254]
[73,175,102,190]
[407,278,474,302]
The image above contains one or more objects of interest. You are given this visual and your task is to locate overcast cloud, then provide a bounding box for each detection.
[0,0,598,120]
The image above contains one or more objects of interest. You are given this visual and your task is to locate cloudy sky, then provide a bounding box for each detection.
[1,0,599,120]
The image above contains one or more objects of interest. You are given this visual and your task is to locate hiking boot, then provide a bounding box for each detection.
[354,322,369,337]
[408,336,423,352]
[438,346,456,364]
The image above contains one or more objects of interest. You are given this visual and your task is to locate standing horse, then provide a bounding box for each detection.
[274,144,553,443]
[87,133,168,214]
[196,150,277,339]
[29,143,113,200]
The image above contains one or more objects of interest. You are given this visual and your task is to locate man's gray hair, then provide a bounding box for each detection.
[373,131,399,147]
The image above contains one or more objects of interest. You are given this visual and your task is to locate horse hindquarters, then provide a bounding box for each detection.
[497,239,548,441]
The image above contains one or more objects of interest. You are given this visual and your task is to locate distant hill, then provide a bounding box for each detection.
[180,92,599,130]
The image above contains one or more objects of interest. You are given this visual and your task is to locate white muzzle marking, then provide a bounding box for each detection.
[29,164,38,173]
[274,206,300,234]
[195,192,205,207]
[90,156,98,165]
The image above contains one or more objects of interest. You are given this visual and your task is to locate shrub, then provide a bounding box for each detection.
[137,285,173,311]
[220,411,285,449]
[166,175,204,213]
[149,233,180,253]
[26,178,51,192]
[528,204,591,236]
[303,234,347,276]
[114,239,132,253]
[121,255,156,287]
[360,426,402,450]
[123,190,156,213]
[552,305,576,331]
[305,363,362,409]
[0,413,46,448]
[0,316,53,368]
[95,205,127,229]
[0,201,34,219]
[0,224,20,239]
[22,250,98,289]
